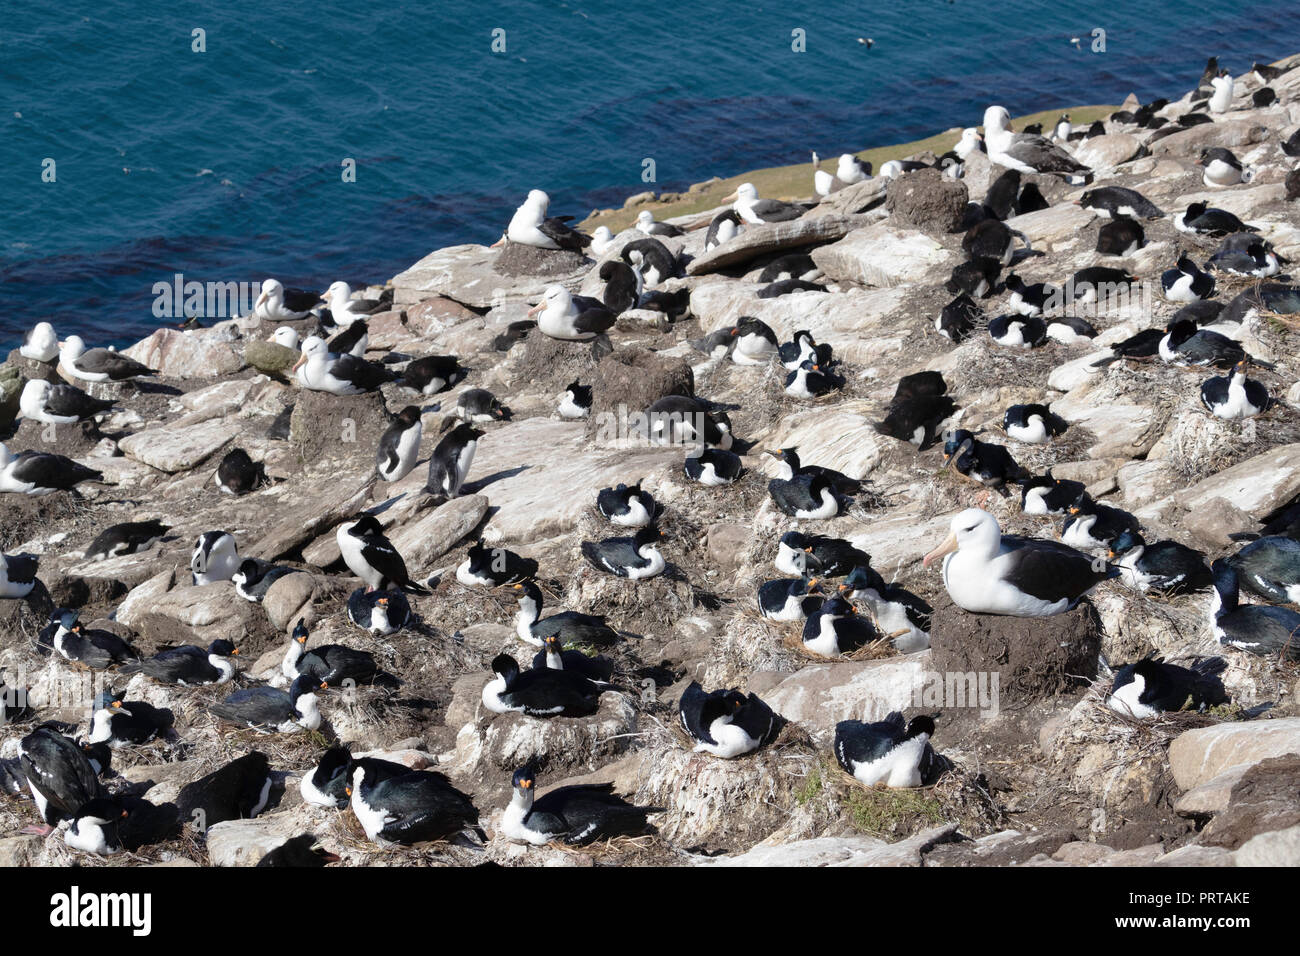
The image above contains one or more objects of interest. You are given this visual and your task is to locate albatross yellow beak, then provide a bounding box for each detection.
[526,301,545,317]
[922,531,959,568]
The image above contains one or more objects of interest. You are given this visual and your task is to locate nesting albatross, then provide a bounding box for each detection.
[59,336,155,383]
[495,189,590,251]
[725,182,808,224]
[982,106,1092,185]
[922,508,1117,616]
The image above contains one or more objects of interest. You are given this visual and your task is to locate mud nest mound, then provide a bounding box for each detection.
[929,592,1103,706]
[494,242,589,278]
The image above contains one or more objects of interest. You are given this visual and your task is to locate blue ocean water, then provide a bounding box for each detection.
[2,0,1298,348]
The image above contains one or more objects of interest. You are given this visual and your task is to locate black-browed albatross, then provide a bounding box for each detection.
[922,508,1117,616]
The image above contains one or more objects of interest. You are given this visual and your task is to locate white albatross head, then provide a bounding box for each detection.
[835,154,868,182]
[982,106,1013,135]
[272,326,300,349]
[727,182,760,206]
[922,508,1003,567]
[20,322,59,361]
[321,281,352,310]
[255,277,283,311]
[18,379,53,418]
[955,127,984,158]
[498,190,554,246]
[526,284,572,319]
[292,335,330,373]
[59,335,88,363]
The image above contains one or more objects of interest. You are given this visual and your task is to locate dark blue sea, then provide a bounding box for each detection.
[3,0,1298,347]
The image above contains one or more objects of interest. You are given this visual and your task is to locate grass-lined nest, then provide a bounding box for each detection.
[791,754,1006,842]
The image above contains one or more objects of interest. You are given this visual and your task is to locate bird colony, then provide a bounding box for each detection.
[2,54,1300,868]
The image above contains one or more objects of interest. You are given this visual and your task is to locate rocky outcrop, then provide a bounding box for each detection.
[288,387,391,463]
[812,221,954,286]
[885,168,969,234]
[119,417,241,473]
[390,244,587,309]
[687,216,859,275]
[1169,719,1300,790]
[124,326,245,378]
[243,339,300,378]
[588,348,694,430]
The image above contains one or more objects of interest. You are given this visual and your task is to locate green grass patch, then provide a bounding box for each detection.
[794,764,824,806]
[845,786,945,837]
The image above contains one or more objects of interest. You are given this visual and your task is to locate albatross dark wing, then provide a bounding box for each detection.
[999,536,1118,602]
[78,348,155,380]
[330,353,394,392]
[539,217,590,251]
[750,199,806,222]
[282,287,321,312]
[11,452,102,490]
[1006,135,1092,177]
[43,384,116,420]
